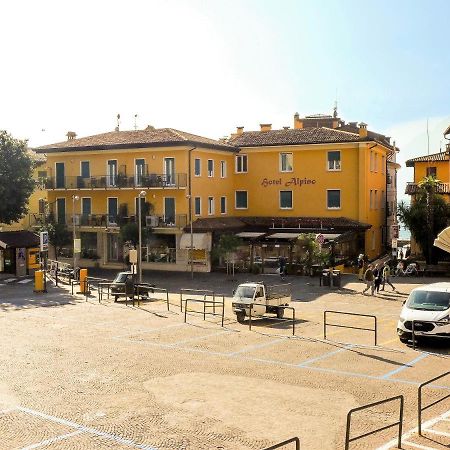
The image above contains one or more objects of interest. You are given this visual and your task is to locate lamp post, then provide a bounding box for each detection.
[138,190,147,283]
[72,195,79,273]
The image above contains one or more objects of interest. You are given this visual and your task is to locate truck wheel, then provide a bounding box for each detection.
[236,311,246,323]
[276,308,285,319]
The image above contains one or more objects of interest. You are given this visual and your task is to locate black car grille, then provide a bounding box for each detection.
[404,321,435,332]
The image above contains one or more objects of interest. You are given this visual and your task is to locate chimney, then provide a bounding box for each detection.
[358,122,368,138]
[236,126,244,136]
[294,112,302,129]
[66,131,77,140]
[260,124,272,132]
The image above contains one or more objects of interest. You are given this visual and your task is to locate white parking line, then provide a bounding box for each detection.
[16,407,158,450]
[381,353,428,379]
[376,409,450,450]
[21,430,84,449]
[18,279,32,284]
[402,441,439,449]
[424,429,450,437]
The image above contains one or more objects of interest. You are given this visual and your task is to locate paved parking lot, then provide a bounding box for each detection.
[0,273,448,449]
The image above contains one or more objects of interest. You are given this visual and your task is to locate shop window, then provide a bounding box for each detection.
[235,154,248,173]
[280,153,293,172]
[327,151,341,171]
[280,190,293,209]
[327,190,341,209]
[235,191,248,209]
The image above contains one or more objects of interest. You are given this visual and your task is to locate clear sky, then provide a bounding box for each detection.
[1,0,449,202]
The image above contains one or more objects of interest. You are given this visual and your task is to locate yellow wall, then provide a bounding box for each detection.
[42,139,389,258]
[413,160,450,184]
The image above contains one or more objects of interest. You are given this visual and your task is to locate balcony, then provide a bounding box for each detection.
[46,213,188,229]
[43,173,188,190]
[405,182,450,195]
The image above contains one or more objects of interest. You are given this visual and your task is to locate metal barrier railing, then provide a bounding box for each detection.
[179,289,215,312]
[98,281,125,303]
[344,395,404,450]
[324,311,377,346]
[262,437,300,450]
[411,320,450,350]
[135,284,170,311]
[84,277,111,302]
[418,371,450,435]
[183,294,225,327]
[248,304,296,336]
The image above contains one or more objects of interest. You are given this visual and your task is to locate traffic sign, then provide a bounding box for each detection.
[40,231,49,252]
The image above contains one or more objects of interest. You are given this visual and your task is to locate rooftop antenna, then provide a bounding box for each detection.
[115,114,121,132]
[333,88,338,118]
[134,114,138,131]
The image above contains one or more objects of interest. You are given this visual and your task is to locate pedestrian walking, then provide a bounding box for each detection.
[399,249,404,260]
[373,264,382,293]
[357,254,364,281]
[278,256,286,280]
[362,264,375,295]
[381,262,396,291]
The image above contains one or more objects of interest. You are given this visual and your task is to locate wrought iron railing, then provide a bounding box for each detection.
[43,173,187,189]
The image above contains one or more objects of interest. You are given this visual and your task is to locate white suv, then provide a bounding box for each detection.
[397,283,450,343]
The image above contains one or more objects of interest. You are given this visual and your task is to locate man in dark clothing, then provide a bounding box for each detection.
[278,256,286,279]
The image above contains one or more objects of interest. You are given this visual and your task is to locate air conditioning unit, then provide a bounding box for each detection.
[146,215,159,227]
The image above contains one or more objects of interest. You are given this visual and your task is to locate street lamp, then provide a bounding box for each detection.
[138,190,147,283]
[72,195,80,274]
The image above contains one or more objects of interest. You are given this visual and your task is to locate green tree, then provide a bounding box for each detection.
[0,131,35,224]
[212,234,242,275]
[119,222,148,247]
[418,176,440,264]
[398,187,450,264]
[39,218,71,261]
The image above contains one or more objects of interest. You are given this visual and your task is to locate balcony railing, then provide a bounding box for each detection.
[405,182,450,195]
[43,173,187,190]
[39,213,187,229]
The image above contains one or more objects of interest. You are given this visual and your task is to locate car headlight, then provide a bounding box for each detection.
[436,315,449,326]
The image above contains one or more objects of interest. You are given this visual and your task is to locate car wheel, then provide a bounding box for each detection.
[399,336,409,344]
[276,308,285,319]
[114,295,119,302]
[236,311,246,323]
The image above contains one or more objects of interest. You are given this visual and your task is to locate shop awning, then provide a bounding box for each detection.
[179,233,211,250]
[267,233,301,239]
[0,231,40,249]
[236,232,266,238]
[434,226,450,253]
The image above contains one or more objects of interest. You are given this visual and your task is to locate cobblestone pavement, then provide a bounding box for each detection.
[0,274,448,449]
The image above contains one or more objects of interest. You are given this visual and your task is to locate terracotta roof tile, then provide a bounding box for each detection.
[35,128,236,153]
[229,127,382,147]
[405,152,449,167]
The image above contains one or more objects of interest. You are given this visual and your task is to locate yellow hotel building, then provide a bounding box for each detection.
[35,113,397,272]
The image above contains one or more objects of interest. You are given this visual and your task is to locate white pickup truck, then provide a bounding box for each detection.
[232,282,291,323]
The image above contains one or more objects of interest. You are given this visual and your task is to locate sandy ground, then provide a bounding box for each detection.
[0,274,448,449]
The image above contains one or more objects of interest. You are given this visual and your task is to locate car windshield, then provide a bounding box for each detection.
[113,273,130,283]
[234,286,256,299]
[407,290,450,311]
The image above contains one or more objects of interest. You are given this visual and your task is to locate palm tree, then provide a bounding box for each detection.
[418,175,441,264]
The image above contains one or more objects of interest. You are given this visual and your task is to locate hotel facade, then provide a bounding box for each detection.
[35,113,398,272]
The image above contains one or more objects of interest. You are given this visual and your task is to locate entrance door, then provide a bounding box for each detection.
[56,198,66,224]
[107,234,119,261]
[56,163,65,188]
[107,160,117,187]
[164,158,175,186]
[107,198,118,226]
[164,197,175,225]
